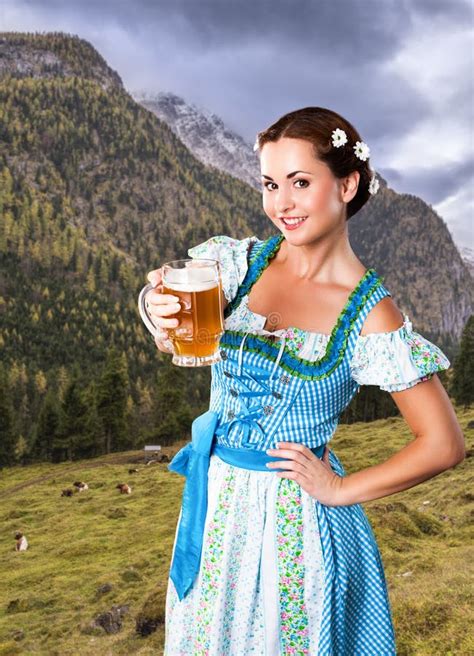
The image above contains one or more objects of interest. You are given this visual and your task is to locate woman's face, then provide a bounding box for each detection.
[260,137,356,240]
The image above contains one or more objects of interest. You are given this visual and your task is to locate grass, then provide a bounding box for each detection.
[0,406,472,655]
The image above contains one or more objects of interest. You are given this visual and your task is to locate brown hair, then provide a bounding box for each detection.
[254,107,374,220]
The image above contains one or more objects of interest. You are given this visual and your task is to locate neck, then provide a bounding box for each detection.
[278,226,360,283]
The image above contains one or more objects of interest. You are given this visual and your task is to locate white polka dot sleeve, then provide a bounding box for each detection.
[349,314,451,392]
[187,235,261,304]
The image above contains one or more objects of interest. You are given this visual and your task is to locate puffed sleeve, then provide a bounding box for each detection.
[187,235,261,304]
[349,314,451,392]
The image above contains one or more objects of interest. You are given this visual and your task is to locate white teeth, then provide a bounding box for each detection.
[282,216,307,225]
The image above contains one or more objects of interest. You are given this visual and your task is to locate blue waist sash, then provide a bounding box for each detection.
[167,409,326,601]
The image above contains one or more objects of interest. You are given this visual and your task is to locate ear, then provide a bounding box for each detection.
[341,170,360,203]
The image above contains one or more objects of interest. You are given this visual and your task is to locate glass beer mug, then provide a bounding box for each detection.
[138,258,224,366]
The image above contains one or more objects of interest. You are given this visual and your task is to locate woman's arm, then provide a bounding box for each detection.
[267,296,465,507]
[336,294,466,506]
[337,363,466,507]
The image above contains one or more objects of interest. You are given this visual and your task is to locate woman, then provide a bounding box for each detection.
[145,107,465,655]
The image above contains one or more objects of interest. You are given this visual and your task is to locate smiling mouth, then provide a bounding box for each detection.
[280,216,308,226]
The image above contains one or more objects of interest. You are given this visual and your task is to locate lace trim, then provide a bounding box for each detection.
[224,234,283,320]
[220,234,385,380]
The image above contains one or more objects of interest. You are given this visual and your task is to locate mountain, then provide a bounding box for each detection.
[0,31,471,464]
[347,189,472,342]
[0,31,123,91]
[0,32,274,459]
[131,90,261,190]
[460,246,474,277]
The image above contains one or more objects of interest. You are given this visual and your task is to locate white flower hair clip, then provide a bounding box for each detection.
[331,128,379,195]
[353,140,370,161]
[331,128,347,148]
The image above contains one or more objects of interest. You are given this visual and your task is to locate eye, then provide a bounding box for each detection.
[263,179,309,191]
[295,179,309,188]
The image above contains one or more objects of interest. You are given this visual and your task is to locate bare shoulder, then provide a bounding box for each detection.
[359,296,405,336]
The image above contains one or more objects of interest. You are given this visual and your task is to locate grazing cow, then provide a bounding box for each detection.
[61,488,74,497]
[73,481,89,491]
[116,483,132,495]
[128,468,139,474]
[14,531,28,551]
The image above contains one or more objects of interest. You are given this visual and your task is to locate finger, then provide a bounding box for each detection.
[276,473,298,483]
[145,295,181,323]
[148,301,181,318]
[154,333,173,352]
[273,442,315,462]
[146,289,180,306]
[275,470,310,485]
[267,460,306,475]
[155,342,173,354]
[147,269,163,287]
[155,316,180,329]
[266,448,310,464]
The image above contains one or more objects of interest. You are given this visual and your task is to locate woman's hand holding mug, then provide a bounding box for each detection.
[139,258,224,366]
[145,268,181,354]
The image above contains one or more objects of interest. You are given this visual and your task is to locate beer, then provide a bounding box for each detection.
[138,258,224,366]
[163,278,224,362]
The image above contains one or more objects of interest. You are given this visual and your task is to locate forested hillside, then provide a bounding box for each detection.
[0,33,276,465]
[0,32,471,467]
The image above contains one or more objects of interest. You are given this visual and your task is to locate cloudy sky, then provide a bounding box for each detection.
[1,0,473,249]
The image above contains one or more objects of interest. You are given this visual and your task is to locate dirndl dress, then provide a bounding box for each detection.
[163,233,451,655]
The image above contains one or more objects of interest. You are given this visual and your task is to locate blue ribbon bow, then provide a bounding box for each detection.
[167,409,219,601]
[215,409,265,446]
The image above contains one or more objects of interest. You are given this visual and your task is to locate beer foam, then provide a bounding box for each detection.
[165,265,219,292]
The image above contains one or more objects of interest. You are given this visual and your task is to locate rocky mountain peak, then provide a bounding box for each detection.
[0,31,123,91]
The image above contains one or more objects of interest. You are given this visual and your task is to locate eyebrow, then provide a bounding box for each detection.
[261,170,313,180]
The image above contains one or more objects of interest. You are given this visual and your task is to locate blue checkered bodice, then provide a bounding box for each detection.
[209,234,391,450]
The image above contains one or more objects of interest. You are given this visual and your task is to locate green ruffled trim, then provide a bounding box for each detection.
[249,238,268,266]
[220,277,383,380]
[220,233,385,379]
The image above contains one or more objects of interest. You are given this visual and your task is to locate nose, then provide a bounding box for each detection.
[275,187,295,215]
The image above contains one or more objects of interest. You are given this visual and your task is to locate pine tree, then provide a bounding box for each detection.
[82,380,105,458]
[96,346,129,453]
[151,357,193,446]
[60,375,90,459]
[33,391,62,462]
[14,435,29,464]
[451,315,474,408]
[0,364,16,466]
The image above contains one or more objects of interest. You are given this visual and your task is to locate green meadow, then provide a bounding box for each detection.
[1,407,472,656]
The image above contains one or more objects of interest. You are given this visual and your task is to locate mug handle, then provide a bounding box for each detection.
[138,282,160,337]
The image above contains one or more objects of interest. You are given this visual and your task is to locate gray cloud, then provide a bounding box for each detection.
[1,0,473,247]
[383,155,474,205]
